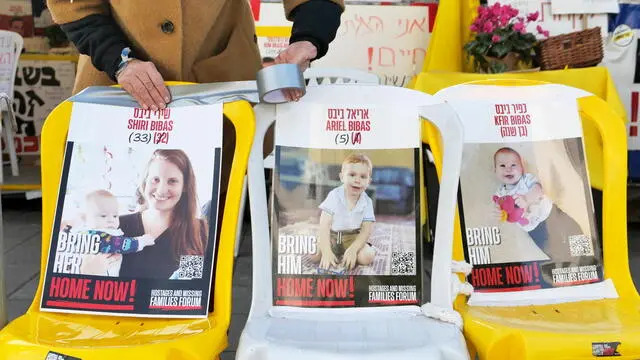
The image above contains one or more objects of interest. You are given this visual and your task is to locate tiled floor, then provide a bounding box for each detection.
[2,190,640,359]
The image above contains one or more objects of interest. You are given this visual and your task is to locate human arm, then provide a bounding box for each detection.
[317,211,338,269]
[276,0,344,101]
[47,0,170,110]
[524,183,544,205]
[90,230,155,254]
[343,197,375,269]
[342,221,373,270]
[80,253,122,276]
[514,175,545,209]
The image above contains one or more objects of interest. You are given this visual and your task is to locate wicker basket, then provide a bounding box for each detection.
[539,27,603,71]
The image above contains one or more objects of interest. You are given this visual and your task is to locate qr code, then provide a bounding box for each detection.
[177,255,204,279]
[391,252,416,275]
[569,235,594,257]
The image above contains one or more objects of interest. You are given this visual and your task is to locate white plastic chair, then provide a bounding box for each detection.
[234,69,380,257]
[236,84,470,360]
[0,30,23,180]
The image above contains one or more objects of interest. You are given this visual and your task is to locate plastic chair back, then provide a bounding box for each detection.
[0,30,23,103]
[422,79,640,359]
[0,82,255,360]
[238,84,470,360]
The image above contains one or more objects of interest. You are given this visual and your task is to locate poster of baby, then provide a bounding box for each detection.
[40,102,223,318]
[271,95,423,308]
[435,86,607,300]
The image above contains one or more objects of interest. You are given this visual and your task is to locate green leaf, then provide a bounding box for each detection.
[513,40,530,51]
[477,32,491,42]
[489,62,508,74]
[476,42,490,55]
[491,43,510,58]
[463,40,477,53]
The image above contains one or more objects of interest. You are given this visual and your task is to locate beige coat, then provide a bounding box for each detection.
[47,0,343,94]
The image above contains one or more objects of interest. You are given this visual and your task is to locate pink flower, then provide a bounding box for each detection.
[491,3,502,16]
[492,35,501,43]
[536,24,546,34]
[543,30,550,37]
[470,23,479,32]
[513,22,525,33]
[477,6,487,17]
[527,11,539,22]
[483,21,495,33]
[499,14,511,26]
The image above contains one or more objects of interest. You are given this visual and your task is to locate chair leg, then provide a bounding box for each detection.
[2,112,19,177]
[235,175,248,258]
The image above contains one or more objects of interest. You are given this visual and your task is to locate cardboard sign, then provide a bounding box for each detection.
[2,58,75,155]
[40,102,223,318]
[255,2,436,87]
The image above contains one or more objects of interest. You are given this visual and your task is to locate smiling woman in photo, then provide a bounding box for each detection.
[82,149,208,279]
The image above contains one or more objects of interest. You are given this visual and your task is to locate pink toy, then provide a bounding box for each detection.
[493,195,529,225]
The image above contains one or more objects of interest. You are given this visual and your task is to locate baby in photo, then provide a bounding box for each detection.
[66,189,155,255]
[311,153,376,272]
[492,147,586,261]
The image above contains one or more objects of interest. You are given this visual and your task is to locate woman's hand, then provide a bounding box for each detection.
[117,60,172,111]
[80,253,121,276]
[274,41,317,102]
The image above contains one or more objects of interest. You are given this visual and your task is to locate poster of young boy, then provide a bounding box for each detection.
[272,96,423,308]
[436,84,618,306]
[40,102,223,318]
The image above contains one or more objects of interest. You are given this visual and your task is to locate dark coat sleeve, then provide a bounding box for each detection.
[47,0,130,81]
[288,0,343,60]
[59,14,132,81]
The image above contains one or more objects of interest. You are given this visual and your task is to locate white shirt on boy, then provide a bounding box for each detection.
[319,185,375,232]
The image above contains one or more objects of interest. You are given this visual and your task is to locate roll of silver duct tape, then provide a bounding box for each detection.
[256,64,306,103]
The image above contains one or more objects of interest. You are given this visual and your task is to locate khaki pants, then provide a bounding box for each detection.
[330,229,361,258]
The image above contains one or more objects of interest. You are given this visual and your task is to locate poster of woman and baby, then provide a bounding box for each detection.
[271,99,423,308]
[40,102,223,318]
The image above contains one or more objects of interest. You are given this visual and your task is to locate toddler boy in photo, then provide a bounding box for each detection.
[492,147,587,264]
[312,153,376,272]
[65,189,155,255]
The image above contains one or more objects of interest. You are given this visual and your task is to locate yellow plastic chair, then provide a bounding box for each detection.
[421,79,640,359]
[0,83,255,360]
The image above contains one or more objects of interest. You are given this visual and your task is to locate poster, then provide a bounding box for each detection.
[40,102,223,318]
[600,1,640,177]
[254,2,436,87]
[436,84,617,305]
[0,0,34,38]
[0,33,17,97]
[551,0,619,15]
[602,2,640,144]
[272,88,422,307]
[2,58,76,155]
[488,0,609,38]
